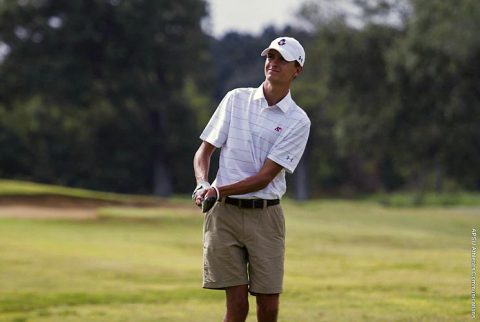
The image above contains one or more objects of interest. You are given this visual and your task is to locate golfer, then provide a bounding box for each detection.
[192,36,310,322]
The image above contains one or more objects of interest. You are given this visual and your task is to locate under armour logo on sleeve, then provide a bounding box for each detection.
[286,155,294,162]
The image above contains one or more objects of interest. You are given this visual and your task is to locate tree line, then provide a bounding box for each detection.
[0,0,479,197]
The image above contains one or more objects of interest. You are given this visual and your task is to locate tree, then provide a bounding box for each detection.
[0,0,211,195]
[387,0,480,191]
[294,3,403,194]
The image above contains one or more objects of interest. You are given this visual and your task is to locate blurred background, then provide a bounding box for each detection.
[0,2,478,321]
[0,0,479,200]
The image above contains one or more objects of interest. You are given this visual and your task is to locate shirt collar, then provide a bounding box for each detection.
[253,84,291,113]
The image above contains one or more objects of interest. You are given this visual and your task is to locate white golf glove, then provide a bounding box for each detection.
[192,181,211,201]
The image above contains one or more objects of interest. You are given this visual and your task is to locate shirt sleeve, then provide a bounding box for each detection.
[199,90,234,148]
[267,119,311,174]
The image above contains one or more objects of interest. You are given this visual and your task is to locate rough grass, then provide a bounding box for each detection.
[0,197,478,321]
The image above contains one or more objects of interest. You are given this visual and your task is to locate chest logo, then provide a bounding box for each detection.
[274,126,282,132]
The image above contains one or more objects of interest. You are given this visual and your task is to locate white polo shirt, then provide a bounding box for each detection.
[200,84,311,199]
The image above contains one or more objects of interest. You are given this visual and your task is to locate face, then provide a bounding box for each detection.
[264,49,302,84]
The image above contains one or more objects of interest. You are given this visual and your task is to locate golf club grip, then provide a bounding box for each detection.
[202,196,216,213]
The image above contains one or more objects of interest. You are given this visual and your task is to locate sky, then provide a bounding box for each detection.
[206,0,303,37]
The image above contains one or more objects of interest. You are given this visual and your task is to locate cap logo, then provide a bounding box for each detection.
[298,56,303,63]
[278,39,286,46]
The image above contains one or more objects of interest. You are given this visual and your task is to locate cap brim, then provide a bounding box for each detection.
[260,47,296,62]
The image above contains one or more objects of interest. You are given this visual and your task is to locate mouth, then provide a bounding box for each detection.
[267,68,279,73]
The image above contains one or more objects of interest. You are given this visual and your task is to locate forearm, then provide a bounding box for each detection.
[217,173,271,198]
[193,142,216,184]
[215,159,283,199]
[193,152,210,184]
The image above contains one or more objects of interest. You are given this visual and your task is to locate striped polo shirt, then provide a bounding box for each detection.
[200,84,311,199]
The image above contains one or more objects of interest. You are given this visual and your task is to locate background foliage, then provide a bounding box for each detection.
[0,0,479,197]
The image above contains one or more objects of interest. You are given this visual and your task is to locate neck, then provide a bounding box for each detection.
[263,81,290,106]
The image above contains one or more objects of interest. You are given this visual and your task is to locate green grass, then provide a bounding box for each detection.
[0,197,478,321]
[0,180,160,205]
[373,191,480,207]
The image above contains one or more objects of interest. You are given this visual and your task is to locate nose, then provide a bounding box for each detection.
[268,56,281,67]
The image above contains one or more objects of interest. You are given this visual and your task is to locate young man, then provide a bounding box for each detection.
[192,37,310,322]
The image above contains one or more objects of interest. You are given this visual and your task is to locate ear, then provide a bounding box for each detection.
[293,66,303,78]
[296,66,303,76]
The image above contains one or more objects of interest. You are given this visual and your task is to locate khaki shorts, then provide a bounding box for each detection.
[202,200,285,294]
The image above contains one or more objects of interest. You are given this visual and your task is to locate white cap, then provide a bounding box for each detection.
[261,37,306,67]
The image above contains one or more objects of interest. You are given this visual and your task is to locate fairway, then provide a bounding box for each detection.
[0,198,478,321]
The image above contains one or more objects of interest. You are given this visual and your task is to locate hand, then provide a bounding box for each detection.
[203,187,218,200]
[192,181,211,206]
[195,187,216,208]
[194,189,208,207]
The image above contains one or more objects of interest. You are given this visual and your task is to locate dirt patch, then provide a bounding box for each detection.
[0,194,166,220]
[0,194,163,208]
[0,205,97,220]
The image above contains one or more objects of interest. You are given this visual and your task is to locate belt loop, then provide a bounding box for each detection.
[263,200,267,209]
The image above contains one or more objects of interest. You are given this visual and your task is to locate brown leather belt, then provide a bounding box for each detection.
[223,197,280,209]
